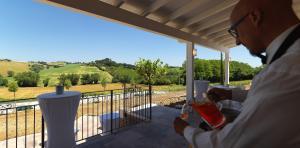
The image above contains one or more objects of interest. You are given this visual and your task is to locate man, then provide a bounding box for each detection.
[174,0,300,147]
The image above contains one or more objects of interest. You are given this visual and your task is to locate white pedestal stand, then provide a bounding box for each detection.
[38,91,81,148]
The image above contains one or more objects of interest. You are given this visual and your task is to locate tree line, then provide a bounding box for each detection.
[0,58,263,88]
[192,59,263,83]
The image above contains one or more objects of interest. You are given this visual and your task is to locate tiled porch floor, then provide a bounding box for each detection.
[78,105,189,148]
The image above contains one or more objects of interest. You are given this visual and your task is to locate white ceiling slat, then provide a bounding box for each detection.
[213,34,232,43]
[197,20,230,37]
[163,0,209,24]
[116,1,125,7]
[101,0,125,7]
[220,38,235,45]
[141,0,173,16]
[182,0,238,28]
[41,0,227,51]
[208,30,229,40]
[225,44,236,48]
[223,41,236,48]
[191,12,231,33]
[217,37,234,45]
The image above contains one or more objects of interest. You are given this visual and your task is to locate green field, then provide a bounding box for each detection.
[0,61,29,76]
[0,62,112,87]
[39,64,112,86]
[40,64,101,75]
[229,80,252,86]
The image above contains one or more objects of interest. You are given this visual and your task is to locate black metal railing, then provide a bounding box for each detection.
[0,87,151,148]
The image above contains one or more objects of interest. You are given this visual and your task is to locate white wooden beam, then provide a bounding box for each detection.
[141,0,173,16]
[182,0,238,28]
[186,42,194,101]
[40,0,227,51]
[163,0,209,24]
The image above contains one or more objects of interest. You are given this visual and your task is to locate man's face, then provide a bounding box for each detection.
[230,11,266,56]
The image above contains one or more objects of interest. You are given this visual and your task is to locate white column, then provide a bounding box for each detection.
[186,42,194,101]
[224,50,230,85]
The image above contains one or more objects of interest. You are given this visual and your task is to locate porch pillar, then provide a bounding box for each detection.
[224,50,230,85]
[186,42,194,101]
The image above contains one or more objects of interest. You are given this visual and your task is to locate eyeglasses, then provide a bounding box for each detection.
[228,14,249,38]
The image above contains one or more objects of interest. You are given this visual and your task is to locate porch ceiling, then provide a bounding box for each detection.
[40,0,300,52]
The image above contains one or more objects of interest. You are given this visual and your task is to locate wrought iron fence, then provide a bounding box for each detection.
[0,87,151,148]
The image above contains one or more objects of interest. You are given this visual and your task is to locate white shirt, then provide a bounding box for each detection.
[184,24,300,148]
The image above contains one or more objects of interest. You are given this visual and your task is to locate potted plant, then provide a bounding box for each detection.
[56,82,64,95]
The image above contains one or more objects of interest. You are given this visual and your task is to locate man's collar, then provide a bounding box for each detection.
[265,24,300,64]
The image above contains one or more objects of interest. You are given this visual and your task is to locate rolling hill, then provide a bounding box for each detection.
[0,61,29,76]
[39,64,112,86]
[0,60,112,87]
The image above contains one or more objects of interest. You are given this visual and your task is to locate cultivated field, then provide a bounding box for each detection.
[39,64,112,86]
[0,61,29,76]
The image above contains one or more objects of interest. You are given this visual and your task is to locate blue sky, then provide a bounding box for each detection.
[0,0,261,67]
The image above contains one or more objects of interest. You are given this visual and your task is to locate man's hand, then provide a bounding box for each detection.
[207,88,232,102]
[173,117,189,136]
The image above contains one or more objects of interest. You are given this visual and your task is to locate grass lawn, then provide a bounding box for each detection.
[152,85,186,92]
[0,80,252,102]
[0,83,123,102]
[229,80,252,86]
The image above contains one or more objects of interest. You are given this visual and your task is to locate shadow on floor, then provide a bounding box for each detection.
[78,105,189,148]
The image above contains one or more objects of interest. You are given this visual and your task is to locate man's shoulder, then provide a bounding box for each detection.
[266,45,300,75]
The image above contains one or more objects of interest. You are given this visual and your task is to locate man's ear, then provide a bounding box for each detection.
[249,9,263,27]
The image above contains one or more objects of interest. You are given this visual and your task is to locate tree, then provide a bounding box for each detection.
[64,79,72,90]
[0,75,8,86]
[7,71,15,77]
[81,74,93,85]
[14,72,40,87]
[89,58,135,71]
[112,68,136,88]
[91,73,101,84]
[182,58,258,83]
[43,78,50,87]
[164,67,183,85]
[135,58,167,85]
[58,74,67,85]
[67,74,80,85]
[58,74,80,86]
[8,81,18,102]
[119,73,132,88]
[30,64,44,73]
[100,76,108,91]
